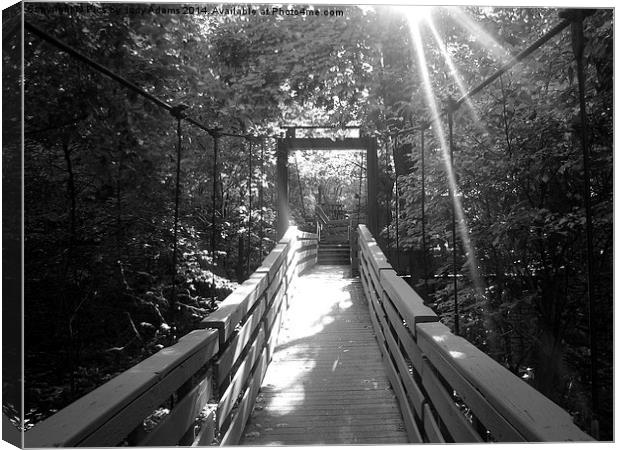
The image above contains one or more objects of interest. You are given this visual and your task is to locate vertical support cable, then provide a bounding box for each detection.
[259,140,265,258]
[447,100,460,336]
[170,105,187,316]
[210,130,220,266]
[391,135,400,272]
[420,125,428,298]
[566,9,598,436]
[385,139,391,254]
[247,139,253,275]
[357,151,363,223]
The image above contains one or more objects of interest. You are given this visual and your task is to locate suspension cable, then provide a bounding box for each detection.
[259,140,265,258]
[24,21,281,141]
[211,132,220,260]
[170,110,185,316]
[420,125,429,300]
[247,139,253,275]
[447,101,460,336]
[391,135,401,273]
[455,19,571,108]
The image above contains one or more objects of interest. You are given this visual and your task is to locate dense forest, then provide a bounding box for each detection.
[2,2,613,440]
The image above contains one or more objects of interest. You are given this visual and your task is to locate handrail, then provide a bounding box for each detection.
[357,225,592,443]
[25,226,318,447]
[314,204,329,225]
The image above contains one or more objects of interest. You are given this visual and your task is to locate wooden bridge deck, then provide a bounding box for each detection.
[240,265,408,445]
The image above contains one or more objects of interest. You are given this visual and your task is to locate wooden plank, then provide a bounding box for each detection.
[296,245,314,257]
[215,299,266,387]
[423,403,446,443]
[359,240,392,275]
[266,305,284,362]
[297,259,316,275]
[415,322,529,442]
[297,231,318,240]
[360,247,383,300]
[417,322,593,441]
[297,250,317,264]
[256,242,288,283]
[279,226,298,245]
[191,409,216,446]
[246,422,406,435]
[297,239,317,250]
[358,227,392,273]
[287,137,369,151]
[379,294,425,377]
[285,254,296,289]
[379,305,426,421]
[420,358,482,443]
[198,272,267,347]
[369,298,422,443]
[241,266,409,445]
[265,262,286,301]
[217,327,266,428]
[139,370,214,446]
[372,285,424,420]
[360,251,378,304]
[381,269,437,333]
[263,280,286,338]
[220,348,269,445]
[25,330,219,447]
[359,264,373,311]
[283,238,296,266]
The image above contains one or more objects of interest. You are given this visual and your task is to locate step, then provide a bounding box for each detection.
[317,259,350,265]
[318,248,350,254]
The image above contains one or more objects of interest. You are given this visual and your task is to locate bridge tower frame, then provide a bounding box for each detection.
[276,127,378,239]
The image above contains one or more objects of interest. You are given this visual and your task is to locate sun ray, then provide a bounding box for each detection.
[408,17,486,300]
[446,6,512,64]
[426,20,481,123]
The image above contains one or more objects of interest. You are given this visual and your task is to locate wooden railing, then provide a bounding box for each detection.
[357,224,592,443]
[25,226,318,447]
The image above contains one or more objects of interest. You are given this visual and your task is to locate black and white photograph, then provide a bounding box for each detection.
[2,1,615,446]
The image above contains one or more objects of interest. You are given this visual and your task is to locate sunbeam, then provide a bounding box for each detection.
[398,5,434,25]
[407,14,487,301]
[446,6,512,63]
[426,20,482,124]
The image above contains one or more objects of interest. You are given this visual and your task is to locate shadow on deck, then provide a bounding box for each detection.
[240,265,408,445]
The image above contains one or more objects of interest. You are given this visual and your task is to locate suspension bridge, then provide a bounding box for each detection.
[18,8,602,446]
[25,220,592,446]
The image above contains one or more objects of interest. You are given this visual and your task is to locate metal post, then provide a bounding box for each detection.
[447,98,460,336]
[564,9,598,436]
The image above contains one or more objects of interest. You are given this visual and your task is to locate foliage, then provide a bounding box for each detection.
[16,3,612,439]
